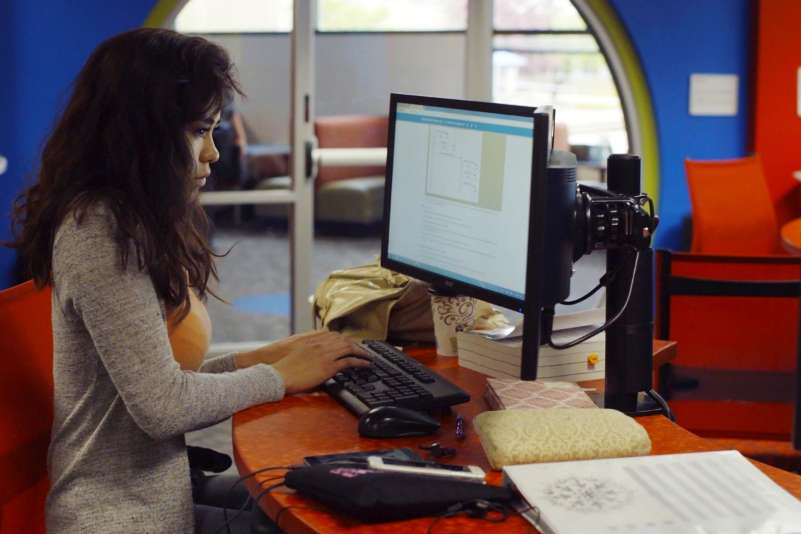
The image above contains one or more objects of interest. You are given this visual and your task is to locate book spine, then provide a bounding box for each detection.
[457,334,604,365]
[458,357,518,379]
[483,386,504,410]
[459,351,522,377]
[530,362,605,380]
[458,342,605,366]
[542,370,605,382]
[460,349,604,381]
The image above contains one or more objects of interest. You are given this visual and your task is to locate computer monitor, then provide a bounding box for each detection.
[381,93,550,312]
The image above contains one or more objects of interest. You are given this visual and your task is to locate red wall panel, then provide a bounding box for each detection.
[754,0,801,225]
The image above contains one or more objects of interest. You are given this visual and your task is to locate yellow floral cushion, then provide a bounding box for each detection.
[473,408,651,469]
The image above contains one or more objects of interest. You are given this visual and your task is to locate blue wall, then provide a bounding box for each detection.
[0,1,156,288]
[609,0,754,249]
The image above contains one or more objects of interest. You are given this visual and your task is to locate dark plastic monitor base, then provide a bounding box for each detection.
[427,285,461,298]
[586,389,673,420]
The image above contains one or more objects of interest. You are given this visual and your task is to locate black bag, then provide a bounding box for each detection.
[284,462,515,522]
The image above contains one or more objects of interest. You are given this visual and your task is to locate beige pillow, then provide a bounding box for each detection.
[473,408,651,469]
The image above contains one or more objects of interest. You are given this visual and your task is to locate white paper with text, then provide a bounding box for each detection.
[504,450,801,534]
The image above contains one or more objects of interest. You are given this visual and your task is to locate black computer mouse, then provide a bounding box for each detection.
[358,406,440,439]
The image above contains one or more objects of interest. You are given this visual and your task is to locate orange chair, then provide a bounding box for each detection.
[314,114,388,189]
[0,279,209,532]
[655,250,801,470]
[685,155,787,255]
[0,280,52,534]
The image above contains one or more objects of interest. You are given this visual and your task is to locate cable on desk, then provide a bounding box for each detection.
[215,475,284,534]
[250,481,289,523]
[427,499,515,534]
[547,248,640,350]
[646,388,675,421]
[559,261,623,306]
[214,464,299,534]
[216,474,288,534]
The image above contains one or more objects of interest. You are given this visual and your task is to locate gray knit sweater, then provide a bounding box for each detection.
[46,205,285,533]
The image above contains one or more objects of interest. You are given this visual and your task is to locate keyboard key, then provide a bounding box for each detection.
[324,340,470,415]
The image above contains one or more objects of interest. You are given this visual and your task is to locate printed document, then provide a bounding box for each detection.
[504,450,801,534]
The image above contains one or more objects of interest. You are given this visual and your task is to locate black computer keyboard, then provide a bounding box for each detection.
[323,339,470,416]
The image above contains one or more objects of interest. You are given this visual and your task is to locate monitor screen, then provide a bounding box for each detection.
[382,93,549,311]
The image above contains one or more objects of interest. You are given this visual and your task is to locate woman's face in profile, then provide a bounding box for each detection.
[186,111,222,196]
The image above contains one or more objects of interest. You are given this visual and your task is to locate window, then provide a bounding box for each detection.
[175,0,293,33]
[175,0,467,33]
[318,0,466,32]
[493,0,627,154]
[494,0,586,31]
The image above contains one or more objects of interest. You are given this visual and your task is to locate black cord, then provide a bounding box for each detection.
[646,388,675,421]
[250,481,288,512]
[559,260,623,306]
[214,465,298,534]
[427,500,512,534]
[216,474,288,534]
[559,281,604,306]
[548,249,640,350]
[222,495,252,534]
[274,504,293,529]
[513,502,542,534]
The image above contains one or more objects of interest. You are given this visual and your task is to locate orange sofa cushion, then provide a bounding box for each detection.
[315,115,388,187]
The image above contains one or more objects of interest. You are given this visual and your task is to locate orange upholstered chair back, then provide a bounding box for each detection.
[314,115,388,187]
[0,280,53,534]
[655,250,800,440]
[685,155,783,255]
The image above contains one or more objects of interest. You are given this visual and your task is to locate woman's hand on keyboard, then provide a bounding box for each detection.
[269,331,371,394]
[236,329,362,367]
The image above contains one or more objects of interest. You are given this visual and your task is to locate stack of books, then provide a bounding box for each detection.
[457,325,605,381]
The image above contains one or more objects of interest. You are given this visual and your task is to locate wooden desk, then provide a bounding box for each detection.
[233,343,801,534]
[781,217,801,255]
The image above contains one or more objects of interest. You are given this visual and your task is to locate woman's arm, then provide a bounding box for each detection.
[53,208,366,440]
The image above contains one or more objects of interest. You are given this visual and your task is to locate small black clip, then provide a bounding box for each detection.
[418,442,456,458]
[466,499,491,518]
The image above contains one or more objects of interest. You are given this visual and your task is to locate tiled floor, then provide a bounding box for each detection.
[206,223,382,343]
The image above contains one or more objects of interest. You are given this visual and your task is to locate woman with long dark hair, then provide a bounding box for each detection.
[9,28,368,533]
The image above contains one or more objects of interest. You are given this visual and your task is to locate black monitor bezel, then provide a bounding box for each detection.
[381,92,550,312]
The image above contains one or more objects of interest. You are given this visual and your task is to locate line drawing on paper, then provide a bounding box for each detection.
[543,476,633,514]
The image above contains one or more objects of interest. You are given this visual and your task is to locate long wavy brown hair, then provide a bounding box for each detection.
[9,28,242,320]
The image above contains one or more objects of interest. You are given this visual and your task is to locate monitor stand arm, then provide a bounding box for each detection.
[596,155,671,419]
